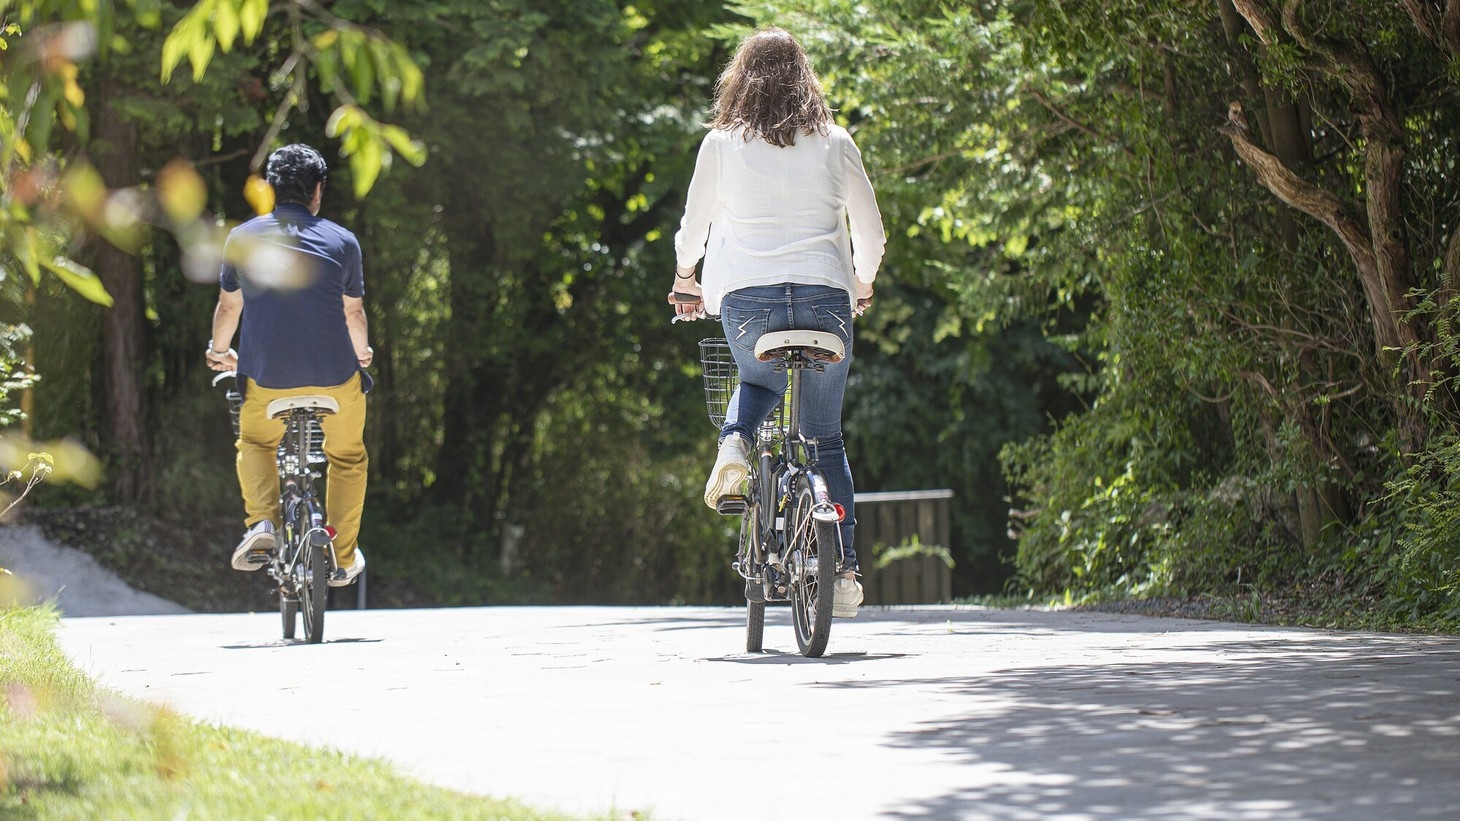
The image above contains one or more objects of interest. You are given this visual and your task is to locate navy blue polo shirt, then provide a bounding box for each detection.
[220,203,364,389]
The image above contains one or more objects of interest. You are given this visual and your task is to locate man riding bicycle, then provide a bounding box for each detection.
[205,143,372,588]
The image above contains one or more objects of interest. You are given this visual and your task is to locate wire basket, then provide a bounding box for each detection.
[699,338,738,429]
[698,338,787,432]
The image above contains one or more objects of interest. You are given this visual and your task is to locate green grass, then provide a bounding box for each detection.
[0,605,603,820]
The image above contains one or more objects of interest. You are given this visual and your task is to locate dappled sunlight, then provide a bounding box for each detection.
[833,636,1460,819]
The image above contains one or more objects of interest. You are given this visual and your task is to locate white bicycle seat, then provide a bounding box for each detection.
[754,330,845,364]
[266,395,340,419]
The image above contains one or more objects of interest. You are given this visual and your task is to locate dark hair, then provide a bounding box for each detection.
[708,27,832,147]
[264,143,328,205]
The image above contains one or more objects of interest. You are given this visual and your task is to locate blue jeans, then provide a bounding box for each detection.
[720,284,858,571]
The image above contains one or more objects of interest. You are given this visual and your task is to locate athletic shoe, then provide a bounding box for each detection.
[832,575,863,618]
[230,520,276,571]
[328,548,366,588]
[703,434,750,509]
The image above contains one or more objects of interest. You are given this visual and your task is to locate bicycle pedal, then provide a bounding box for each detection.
[716,496,748,515]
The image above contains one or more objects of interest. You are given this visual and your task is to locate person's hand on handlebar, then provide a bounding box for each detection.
[855,279,874,316]
[205,341,238,372]
[668,265,704,321]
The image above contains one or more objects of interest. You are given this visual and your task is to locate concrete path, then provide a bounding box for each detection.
[58,606,1460,820]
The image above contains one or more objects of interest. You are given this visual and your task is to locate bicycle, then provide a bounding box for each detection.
[698,331,846,657]
[216,372,339,644]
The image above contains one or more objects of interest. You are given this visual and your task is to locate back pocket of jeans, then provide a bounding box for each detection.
[812,303,853,348]
[723,305,771,355]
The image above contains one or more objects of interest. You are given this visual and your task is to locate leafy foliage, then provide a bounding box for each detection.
[12,0,1460,622]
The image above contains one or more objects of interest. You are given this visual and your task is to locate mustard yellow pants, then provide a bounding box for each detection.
[237,373,367,565]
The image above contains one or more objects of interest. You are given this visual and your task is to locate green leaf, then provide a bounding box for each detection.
[16,227,42,285]
[159,26,188,83]
[379,124,427,166]
[349,131,384,198]
[160,7,210,84]
[187,26,217,82]
[239,0,268,45]
[324,105,362,138]
[213,0,240,52]
[41,256,113,307]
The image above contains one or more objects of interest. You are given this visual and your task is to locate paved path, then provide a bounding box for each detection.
[59,606,1460,820]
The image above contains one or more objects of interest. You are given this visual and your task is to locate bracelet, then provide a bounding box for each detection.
[675,271,696,279]
[205,340,230,356]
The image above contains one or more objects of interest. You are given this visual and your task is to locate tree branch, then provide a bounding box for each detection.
[1218,107,1374,273]
[1025,88,1137,158]
[1226,0,1282,44]
[1398,0,1460,57]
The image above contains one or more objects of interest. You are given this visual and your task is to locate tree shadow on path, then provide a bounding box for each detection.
[836,631,1460,819]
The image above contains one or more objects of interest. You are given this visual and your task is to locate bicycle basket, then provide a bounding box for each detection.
[698,338,787,432]
[699,339,737,429]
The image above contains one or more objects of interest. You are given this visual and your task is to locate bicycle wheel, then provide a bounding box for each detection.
[296,505,328,644]
[741,463,765,653]
[788,476,836,657]
[281,596,298,639]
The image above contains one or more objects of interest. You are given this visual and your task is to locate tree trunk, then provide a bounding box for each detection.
[87,77,150,502]
[1218,0,1347,546]
[1218,0,1429,451]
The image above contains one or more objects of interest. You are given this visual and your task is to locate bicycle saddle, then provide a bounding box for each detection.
[266,395,341,419]
[754,330,845,364]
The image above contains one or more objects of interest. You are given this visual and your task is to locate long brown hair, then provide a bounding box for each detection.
[708,27,832,147]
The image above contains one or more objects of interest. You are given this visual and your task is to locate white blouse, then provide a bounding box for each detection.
[674,124,885,314]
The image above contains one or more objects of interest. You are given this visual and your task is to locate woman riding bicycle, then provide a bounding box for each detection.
[669,26,885,617]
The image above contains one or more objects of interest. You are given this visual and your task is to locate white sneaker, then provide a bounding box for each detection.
[329,548,365,588]
[703,434,750,510]
[832,575,863,618]
[231,520,276,571]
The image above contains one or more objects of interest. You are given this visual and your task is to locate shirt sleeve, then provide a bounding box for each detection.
[674,133,720,270]
[219,234,241,293]
[842,133,886,284]
[342,232,365,298]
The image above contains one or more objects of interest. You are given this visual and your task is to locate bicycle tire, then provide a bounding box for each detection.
[298,530,328,644]
[281,596,298,639]
[746,601,766,652]
[789,477,835,657]
[295,494,329,644]
[741,463,765,653]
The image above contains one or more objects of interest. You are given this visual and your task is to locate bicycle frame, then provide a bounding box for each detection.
[747,348,843,560]
[273,409,334,576]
